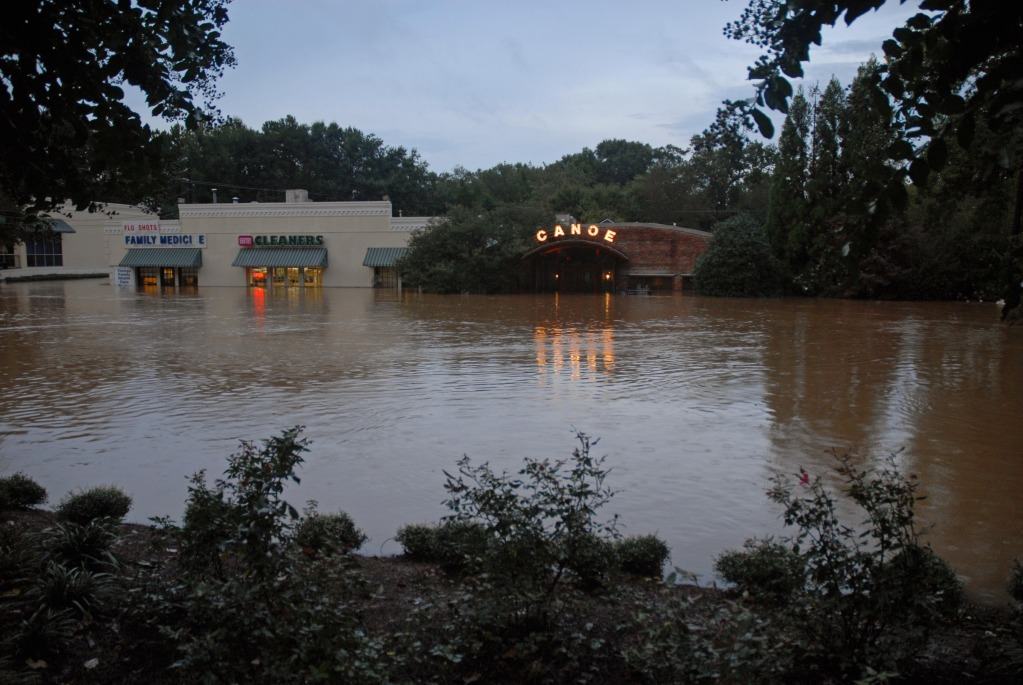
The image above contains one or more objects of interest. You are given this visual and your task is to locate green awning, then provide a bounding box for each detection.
[119,248,202,268]
[362,247,408,267]
[232,247,327,268]
[47,219,76,233]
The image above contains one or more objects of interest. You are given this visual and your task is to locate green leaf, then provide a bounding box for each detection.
[881,39,902,58]
[906,13,932,30]
[955,112,975,148]
[887,140,914,160]
[908,158,930,186]
[751,108,774,138]
[926,138,947,170]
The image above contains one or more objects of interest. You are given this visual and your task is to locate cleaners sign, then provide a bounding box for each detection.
[124,234,207,247]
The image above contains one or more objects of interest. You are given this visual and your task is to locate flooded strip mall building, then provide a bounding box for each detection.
[1,191,432,289]
[2,192,712,292]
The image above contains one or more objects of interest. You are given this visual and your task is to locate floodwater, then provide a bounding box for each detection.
[1,281,1020,601]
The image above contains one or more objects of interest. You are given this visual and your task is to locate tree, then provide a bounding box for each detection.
[0,0,236,242]
[398,205,551,293]
[593,139,655,186]
[725,0,1023,316]
[693,214,787,297]
[766,89,810,264]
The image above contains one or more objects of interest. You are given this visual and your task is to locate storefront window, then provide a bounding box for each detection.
[179,268,199,287]
[287,267,301,286]
[248,267,268,287]
[26,235,63,267]
[271,267,287,286]
[161,268,176,287]
[374,267,398,288]
[138,267,159,287]
[303,268,323,287]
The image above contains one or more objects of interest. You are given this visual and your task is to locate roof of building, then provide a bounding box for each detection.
[605,222,712,238]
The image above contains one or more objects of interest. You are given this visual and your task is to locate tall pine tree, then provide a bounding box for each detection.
[765,89,810,273]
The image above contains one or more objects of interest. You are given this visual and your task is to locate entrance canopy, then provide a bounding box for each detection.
[119,248,202,268]
[232,247,327,268]
[521,239,630,262]
[47,219,76,234]
[362,247,407,267]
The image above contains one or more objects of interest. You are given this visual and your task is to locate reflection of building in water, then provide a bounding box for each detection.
[534,323,616,382]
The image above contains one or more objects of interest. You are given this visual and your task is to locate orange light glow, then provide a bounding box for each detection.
[536,229,548,242]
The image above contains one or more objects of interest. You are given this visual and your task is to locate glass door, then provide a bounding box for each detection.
[160,267,176,287]
[303,268,323,287]
[248,267,267,287]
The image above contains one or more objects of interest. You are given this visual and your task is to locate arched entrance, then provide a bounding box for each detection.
[522,239,629,293]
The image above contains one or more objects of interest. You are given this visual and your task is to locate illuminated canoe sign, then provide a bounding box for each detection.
[535,223,617,244]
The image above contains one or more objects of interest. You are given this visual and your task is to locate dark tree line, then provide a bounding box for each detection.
[726,0,1022,312]
[154,121,775,233]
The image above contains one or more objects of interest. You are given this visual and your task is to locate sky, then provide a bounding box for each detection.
[137,0,921,173]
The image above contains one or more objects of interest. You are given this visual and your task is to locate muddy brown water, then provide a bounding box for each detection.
[1,281,1020,601]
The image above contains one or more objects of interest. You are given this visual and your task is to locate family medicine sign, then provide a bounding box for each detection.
[123,234,206,247]
[535,223,617,244]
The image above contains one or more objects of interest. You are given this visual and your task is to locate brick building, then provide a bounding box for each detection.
[522,221,712,292]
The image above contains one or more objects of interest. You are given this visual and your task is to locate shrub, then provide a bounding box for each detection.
[615,534,670,578]
[395,523,439,560]
[38,519,116,570]
[0,473,47,510]
[766,454,963,679]
[693,214,787,297]
[394,520,490,573]
[10,607,77,662]
[295,509,367,555]
[715,537,804,601]
[0,523,35,583]
[125,429,386,683]
[443,431,620,606]
[30,561,113,618]
[57,485,132,524]
[1010,559,1023,604]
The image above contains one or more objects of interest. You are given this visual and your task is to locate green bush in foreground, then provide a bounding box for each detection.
[443,431,620,602]
[57,485,132,525]
[715,537,804,601]
[295,508,367,555]
[395,520,489,573]
[615,534,670,577]
[0,473,47,510]
[395,523,438,559]
[765,456,962,679]
[38,519,117,570]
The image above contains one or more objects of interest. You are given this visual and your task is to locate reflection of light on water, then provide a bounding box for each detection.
[250,287,265,323]
[534,320,615,381]
[602,328,614,371]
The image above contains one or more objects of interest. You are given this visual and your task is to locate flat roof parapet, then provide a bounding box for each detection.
[178,200,392,219]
